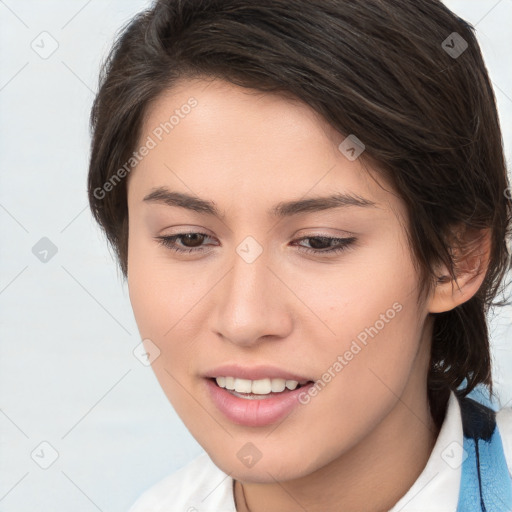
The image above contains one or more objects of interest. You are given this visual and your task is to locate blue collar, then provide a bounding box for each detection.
[456,395,512,511]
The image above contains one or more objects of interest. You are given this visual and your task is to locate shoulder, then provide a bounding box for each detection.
[496,405,512,474]
[128,452,236,512]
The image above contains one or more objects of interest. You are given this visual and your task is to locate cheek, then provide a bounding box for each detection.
[293,293,424,472]
[127,257,200,415]
[127,225,184,335]
[303,239,423,406]
[316,237,419,354]
[127,233,207,384]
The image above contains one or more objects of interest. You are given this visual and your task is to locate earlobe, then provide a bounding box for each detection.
[428,227,491,314]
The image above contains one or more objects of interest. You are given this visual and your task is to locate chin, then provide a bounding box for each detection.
[207,445,324,484]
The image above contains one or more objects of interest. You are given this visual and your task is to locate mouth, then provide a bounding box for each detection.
[205,370,316,426]
[203,364,316,426]
[209,376,314,400]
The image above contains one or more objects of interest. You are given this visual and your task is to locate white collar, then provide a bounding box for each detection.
[389,390,462,512]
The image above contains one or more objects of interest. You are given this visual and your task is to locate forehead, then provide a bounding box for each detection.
[128,77,401,220]
[140,76,343,157]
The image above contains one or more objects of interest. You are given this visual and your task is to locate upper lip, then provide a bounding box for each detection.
[204,364,313,383]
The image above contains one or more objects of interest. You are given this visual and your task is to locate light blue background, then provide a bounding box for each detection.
[0,1,511,511]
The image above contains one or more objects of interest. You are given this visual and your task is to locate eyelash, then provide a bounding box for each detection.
[155,232,357,256]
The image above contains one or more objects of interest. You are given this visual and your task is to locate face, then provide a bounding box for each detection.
[126,77,433,483]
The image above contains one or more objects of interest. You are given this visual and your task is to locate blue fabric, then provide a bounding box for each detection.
[456,396,512,512]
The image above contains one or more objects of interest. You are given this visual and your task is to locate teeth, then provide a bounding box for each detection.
[234,378,252,393]
[271,378,286,393]
[225,376,235,390]
[285,380,298,390]
[251,378,271,394]
[215,376,302,394]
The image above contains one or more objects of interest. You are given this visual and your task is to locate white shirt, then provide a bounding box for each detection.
[129,392,512,512]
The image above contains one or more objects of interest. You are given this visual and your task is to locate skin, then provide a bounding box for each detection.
[126,77,490,512]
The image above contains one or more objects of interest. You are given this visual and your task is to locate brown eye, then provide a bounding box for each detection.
[179,233,207,248]
[293,236,357,255]
[155,232,213,254]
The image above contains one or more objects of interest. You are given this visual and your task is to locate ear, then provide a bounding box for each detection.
[428,226,492,314]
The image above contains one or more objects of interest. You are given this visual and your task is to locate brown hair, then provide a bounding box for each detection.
[87,0,511,425]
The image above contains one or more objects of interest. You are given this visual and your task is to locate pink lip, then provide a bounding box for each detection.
[205,378,314,427]
[203,364,311,383]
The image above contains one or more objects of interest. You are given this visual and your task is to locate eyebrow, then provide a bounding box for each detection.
[143,187,377,219]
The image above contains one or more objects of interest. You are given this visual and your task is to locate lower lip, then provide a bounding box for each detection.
[205,379,313,427]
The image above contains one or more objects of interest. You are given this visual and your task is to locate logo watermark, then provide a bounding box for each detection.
[298,301,403,405]
[93,97,198,200]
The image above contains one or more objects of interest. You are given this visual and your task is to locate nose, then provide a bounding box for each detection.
[210,247,293,347]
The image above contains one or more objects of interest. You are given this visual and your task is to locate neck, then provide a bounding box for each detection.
[234,329,442,512]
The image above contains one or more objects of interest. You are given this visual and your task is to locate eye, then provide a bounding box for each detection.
[155,232,356,256]
[155,232,214,254]
[292,235,357,255]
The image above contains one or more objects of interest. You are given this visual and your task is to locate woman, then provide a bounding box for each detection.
[87,0,512,510]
